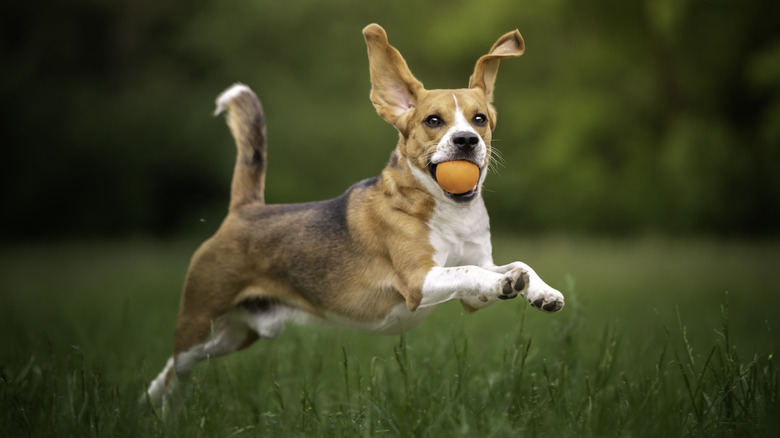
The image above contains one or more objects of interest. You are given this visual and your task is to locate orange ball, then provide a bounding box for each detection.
[435,160,480,194]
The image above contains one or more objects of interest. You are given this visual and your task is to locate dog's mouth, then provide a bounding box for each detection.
[428,161,482,203]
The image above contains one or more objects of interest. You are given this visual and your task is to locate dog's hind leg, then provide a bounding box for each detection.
[145,288,299,415]
[143,240,257,414]
[173,313,257,376]
[170,299,302,379]
[144,310,258,416]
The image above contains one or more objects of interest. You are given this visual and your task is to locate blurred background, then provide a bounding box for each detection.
[1,0,779,241]
[2,4,779,434]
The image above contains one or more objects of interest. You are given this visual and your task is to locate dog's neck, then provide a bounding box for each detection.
[375,149,438,217]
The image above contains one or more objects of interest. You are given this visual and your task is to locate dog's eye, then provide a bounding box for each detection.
[473,114,488,127]
[424,115,444,128]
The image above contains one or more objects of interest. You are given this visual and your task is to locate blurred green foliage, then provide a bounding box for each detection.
[2,0,779,240]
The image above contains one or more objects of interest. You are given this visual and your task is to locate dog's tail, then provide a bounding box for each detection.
[214,83,267,210]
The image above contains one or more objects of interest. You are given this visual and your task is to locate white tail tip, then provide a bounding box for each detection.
[214,83,254,116]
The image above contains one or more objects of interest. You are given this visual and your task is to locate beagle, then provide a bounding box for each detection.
[145,23,564,411]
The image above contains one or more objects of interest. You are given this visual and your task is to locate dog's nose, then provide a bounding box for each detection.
[452,132,480,153]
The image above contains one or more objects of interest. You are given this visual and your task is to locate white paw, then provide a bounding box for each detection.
[525,281,565,312]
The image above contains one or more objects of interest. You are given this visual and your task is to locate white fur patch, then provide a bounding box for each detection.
[241,305,309,339]
[427,196,493,267]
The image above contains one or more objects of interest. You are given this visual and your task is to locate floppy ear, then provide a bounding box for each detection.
[469,30,525,103]
[363,24,425,129]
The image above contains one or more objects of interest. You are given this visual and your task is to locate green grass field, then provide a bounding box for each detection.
[1,236,778,437]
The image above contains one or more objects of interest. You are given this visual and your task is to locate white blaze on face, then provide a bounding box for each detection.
[429,95,487,167]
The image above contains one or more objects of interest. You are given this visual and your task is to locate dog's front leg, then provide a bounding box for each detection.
[417,262,564,313]
[418,266,522,310]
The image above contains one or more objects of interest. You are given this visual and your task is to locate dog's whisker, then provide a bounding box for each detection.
[491,149,506,167]
[418,147,439,164]
[486,143,507,176]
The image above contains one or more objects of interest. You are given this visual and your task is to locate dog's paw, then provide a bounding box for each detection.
[496,268,529,301]
[526,281,565,313]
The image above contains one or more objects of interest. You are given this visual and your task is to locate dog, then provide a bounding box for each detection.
[145,23,564,411]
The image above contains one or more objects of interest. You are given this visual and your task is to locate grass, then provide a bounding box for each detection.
[0,236,778,437]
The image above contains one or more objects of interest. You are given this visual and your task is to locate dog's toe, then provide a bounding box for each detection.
[500,269,529,300]
[498,277,519,300]
[514,272,528,292]
[502,278,514,295]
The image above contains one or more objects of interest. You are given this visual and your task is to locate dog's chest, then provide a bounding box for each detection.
[428,199,492,267]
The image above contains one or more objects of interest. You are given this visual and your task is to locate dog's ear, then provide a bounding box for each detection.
[469,30,525,103]
[363,24,424,130]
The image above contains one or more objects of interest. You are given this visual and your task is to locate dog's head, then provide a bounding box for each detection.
[363,24,524,203]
